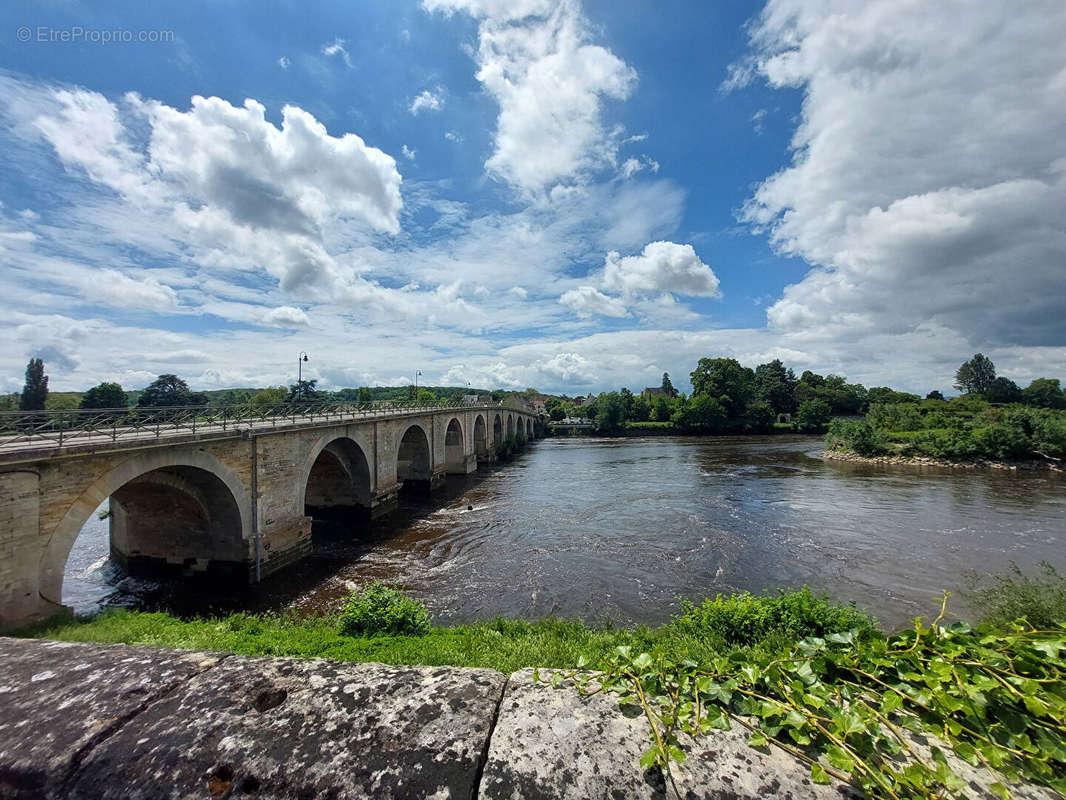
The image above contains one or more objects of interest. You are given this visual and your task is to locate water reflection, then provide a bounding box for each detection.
[63,436,1065,630]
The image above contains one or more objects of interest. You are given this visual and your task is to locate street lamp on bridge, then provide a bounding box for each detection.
[298,352,310,399]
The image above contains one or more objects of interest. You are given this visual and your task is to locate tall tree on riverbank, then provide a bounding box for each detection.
[954,353,996,395]
[661,372,675,397]
[19,358,48,411]
[80,382,127,409]
[138,374,208,407]
[754,359,797,414]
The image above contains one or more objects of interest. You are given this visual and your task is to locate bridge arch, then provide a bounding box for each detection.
[444,417,465,473]
[526,417,533,439]
[492,413,503,447]
[507,414,515,439]
[40,448,252,607]
[299,436,372,519]
[473,414,488,460]
[396,423,432,489]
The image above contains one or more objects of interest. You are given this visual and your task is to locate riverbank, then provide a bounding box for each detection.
[822,447,1064,472]
[15,588,876,673]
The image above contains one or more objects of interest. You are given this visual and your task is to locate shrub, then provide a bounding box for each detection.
[795,398,832,432]
[966,562,1066,629]
[907,428,980,459]
[825,418,886,456]
[337,582,431,637]
[867,402,924,432]
[670,587,876,648]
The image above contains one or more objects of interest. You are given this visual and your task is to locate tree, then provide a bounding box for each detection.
[954,353,996,395]
[416,388,438,405]
[285,379,327,403]
[795,399,832,432]
[1022,378,1066,410]
[926,390,945,401]
[595,392,626,433]
[251,386,287,410]
[81,382,127,410]
[630,395,651,422]
[661,372,675,397]
[672,394,726,433]
[357,386,373,404]
[689,357,755,419]
[549,406,566,421]
[651,395,672,422]
[138,374,208,409]
[619,387,634,418]
[19,358,48,411]
[754,359,797,415]
[985,377,1023,405]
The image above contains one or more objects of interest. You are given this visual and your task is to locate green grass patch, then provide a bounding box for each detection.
[19,587,878,674]
[966,562,1066,629]
[626,421,674,430]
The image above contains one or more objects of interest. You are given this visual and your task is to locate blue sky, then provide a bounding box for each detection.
[1,0,1063,395]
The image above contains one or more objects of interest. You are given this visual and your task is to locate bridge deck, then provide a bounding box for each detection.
[0,402,528,463]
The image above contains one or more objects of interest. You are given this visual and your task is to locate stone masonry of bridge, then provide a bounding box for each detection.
[0,406,540,629]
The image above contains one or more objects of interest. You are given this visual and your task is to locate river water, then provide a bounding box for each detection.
[64,435,1066,630]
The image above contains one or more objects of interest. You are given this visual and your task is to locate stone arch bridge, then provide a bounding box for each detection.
[0,402,541,628]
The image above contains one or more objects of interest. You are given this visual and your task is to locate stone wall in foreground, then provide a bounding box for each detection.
[0,638,1057,800]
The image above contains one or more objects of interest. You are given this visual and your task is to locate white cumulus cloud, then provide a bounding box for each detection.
[558,285,629,318]
[603,241,720,298]
[737,0,1066,349]
[409,87,445,115]
[423,0,637,195]
[262,306,310,327]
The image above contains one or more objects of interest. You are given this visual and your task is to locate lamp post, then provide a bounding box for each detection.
[298,352,309,400]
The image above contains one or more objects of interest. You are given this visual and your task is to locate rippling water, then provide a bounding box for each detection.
[64,435,1066,629]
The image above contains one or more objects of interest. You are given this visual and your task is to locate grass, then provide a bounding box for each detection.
[18,587,876,674]
[17,570,1064,674]
[965,561,1066,629]
[626,421,674,430]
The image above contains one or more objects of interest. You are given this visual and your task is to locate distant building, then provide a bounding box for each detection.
[641,387,675,399]
[462,394,491,406]
[529,396,549,412]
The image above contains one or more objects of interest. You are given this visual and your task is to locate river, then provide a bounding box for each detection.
[63,435,1066,630]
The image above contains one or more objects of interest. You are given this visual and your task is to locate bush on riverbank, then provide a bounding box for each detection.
[966,562,1066,629]
[338,581,431,636]
[826,399,1066,462]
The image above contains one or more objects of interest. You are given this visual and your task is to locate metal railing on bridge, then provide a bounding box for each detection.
[0,397,508,453]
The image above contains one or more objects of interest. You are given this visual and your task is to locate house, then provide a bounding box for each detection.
[529,395,549,412]
[641,387,675,399]
[462,394,491,406]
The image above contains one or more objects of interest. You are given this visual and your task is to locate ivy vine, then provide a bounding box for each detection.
[540,596,1066,799]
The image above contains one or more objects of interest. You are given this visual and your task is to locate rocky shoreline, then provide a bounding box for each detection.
[822,448,1063,472]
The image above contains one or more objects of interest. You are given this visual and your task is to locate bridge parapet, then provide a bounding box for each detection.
[0,399,517,463]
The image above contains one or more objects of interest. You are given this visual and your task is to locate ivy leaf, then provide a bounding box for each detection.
[633,652,654,671]
[989,782,1011,800]
[953,741,979,767]
[747,731,768,749]
[879,691,903,714]
[826,630,855,645]
[810,763,832,785]
[640,747,660,771]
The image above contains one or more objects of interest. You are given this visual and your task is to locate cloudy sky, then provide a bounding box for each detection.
[1,0,1064,395]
